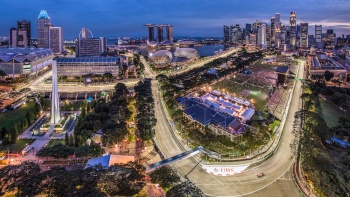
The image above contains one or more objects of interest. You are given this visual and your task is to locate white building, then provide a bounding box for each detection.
[257,23,267,49]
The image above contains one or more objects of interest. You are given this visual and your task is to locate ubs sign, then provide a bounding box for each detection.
[201,164,250,176]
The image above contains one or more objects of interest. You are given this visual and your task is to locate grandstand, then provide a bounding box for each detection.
[267,87,289,120]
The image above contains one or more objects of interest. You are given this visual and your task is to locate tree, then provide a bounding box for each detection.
[0,69,7,77]
[69,134,75,146]
[0,127,7,140]
[324,70,334,82]
[166,181,204,197]
[149,165,180,189]
[65,132,69,145]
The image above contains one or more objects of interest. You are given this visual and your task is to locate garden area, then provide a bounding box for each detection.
[0,99,36,130]
[0,139,35,153]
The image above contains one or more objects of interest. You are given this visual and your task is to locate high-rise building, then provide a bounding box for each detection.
[245,24,252,33]
[223,25,229,45]
[300,23,308,48]
[100,37,107,53]
[75,38,102,57]
[315,25,322,49]
[308,35,315,47]
[157,26,163,42]
[266,25,271,48]
[290,11,297,49]
[81,28,89,39]
[248,33,257,45]
[230,24,242,43]
[271,17,275,47]
[49,27,63,54]
[257,23,267,49]
[252,20,262,34]
[9,28,28,47]
[17,20,31,46]
[274,13,281,48]
[37,10,50,48]
[326,29,336,49]
[148,26,154,41]
[166,25,173,42]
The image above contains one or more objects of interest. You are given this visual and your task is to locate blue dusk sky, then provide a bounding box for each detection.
[1,0,350,39]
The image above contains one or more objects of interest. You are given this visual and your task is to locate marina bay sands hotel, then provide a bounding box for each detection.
[144,24,173,43]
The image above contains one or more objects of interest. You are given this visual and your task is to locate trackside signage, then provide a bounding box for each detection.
[201,164,250,176]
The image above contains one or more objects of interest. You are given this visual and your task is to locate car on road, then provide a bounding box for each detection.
[257,173,265,178]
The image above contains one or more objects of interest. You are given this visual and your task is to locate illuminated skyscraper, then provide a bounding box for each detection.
[300,23,308,48]
[81,28,89,39]
[290,11,297,49]
[17,20,31,46]
[148,26,154,41]
[271,17,275,46]
[274,13,281,48]
[257,23,266,49]
[166,25,173,42]
[37,10,50,48]
[315,25,322,49]
[49,27,63,54]
[223,25,229,45]
[157,26,163,42]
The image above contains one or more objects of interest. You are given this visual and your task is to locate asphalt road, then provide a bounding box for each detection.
[151,60,305,196]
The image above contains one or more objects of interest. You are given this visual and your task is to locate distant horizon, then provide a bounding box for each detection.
[1,0,350,38]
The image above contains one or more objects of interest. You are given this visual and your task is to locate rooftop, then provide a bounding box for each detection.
[55,56,120,63]
[276,66,289,73]
[38,10,50,19]
[0,47,53,63]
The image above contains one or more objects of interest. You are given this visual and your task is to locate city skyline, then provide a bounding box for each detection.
[1,0,350,39]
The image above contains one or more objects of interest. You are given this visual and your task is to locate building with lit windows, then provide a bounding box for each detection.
[55,57,120,77]
[315,25,322,49]
[223,25,229,45]
[49,27,63,54]
[290,11,297,49]
[37,10,50,48]
[300,23,308,48]
[257,23,267,49]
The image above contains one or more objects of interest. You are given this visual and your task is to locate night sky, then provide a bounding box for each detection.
[1,0,350,39]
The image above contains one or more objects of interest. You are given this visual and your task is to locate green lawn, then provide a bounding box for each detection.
[269,120,281,131]
[317,97,346,127]
[212,80,268,111]
[47,139,66,148]
[0,139,35,153]
[0,99,36,130]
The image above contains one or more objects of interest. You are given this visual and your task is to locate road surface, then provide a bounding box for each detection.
[152,60,305,196]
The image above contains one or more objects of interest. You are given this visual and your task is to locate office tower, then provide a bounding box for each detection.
[252,20,262,34]
[246,24,252,33]
[75,29,103,57]
[230,24,242,43]
[37,10,50,48]
[75,38,102,57]
[223,25,229,45]
[148,26,154,41]
[271,17,275,46]
[300,23,308,48]
[315,25,322,49]
[157,26,163,42]
[257,23,267,49]
[49,27,63,54]
[290,11,297,49]
[266,25,271,48]
[308,35,315,47]
[17,20,31,46]
[248,33,257,45]
[100,37,107,53]
[10,28,18,47]
[326,29,336,49]
[9,28,28,47]
[230,25,234,42]
[274,13,281,48]
[81,28,89,39]
[166,25,173,41]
